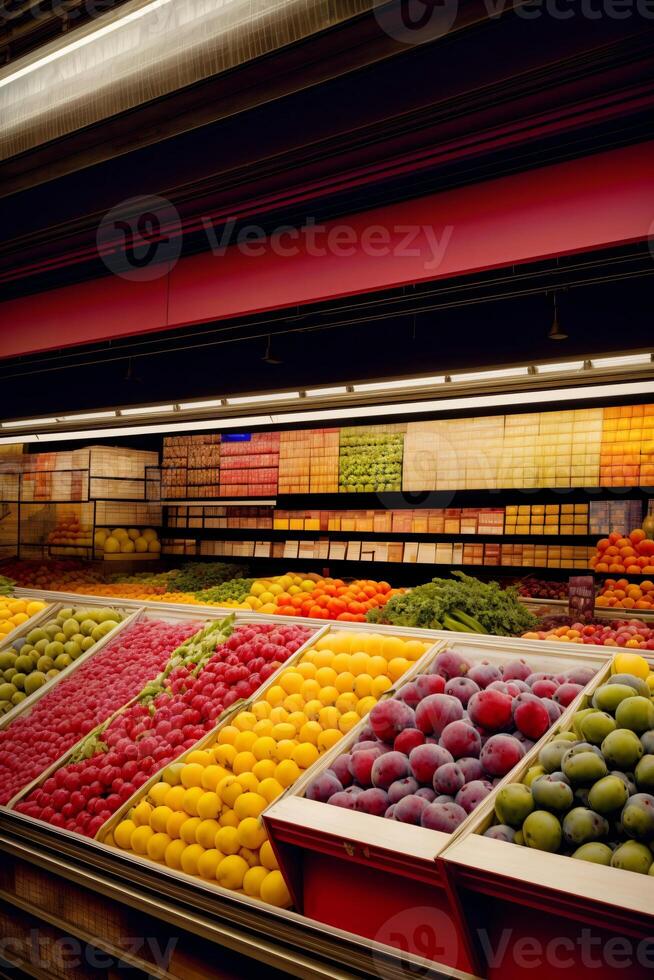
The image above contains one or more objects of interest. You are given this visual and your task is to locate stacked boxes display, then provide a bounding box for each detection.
[219,433,280,497]
[589,500,644,536]
[600,406,643,486]
[504,503,590,534]
[339,425,404,492]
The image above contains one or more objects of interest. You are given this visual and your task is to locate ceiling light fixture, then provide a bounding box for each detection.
[548,292,568,341]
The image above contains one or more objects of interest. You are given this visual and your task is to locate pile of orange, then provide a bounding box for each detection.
[256,577,396,622]
[596,578,654,609]
[590,529,654,576]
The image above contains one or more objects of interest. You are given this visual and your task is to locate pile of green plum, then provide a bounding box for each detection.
[0,606,123,716]
[486,663,654,875]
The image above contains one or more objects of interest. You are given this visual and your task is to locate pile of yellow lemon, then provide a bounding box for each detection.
[109,630,429,906]
[0,598,47,639]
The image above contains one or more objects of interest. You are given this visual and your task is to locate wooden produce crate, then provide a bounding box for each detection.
[443,654,654,980]
[0,601,138,731]
[264,639,606,977]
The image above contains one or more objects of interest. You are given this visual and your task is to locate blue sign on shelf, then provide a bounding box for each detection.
[222,434,252,442]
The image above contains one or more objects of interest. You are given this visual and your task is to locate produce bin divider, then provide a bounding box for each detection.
[94,617,330,842]
[263,639,604,975]
[0,602,141,732]
[442,654,654,927]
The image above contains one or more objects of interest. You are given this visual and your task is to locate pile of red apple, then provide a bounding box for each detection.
[518,578,569,600]
[307,650,596,831]
[0,620,199,805]
[14,623,312,837]
[528,620,654,649]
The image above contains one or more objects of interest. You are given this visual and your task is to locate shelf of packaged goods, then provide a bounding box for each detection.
[263,638,606,977]
[441,654,654,980]
[0,809,478,980]
[161,528,599,545]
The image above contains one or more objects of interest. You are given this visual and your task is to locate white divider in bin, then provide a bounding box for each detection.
[0,602,141,732]
[263,637,607,907]
[441,653,654,918]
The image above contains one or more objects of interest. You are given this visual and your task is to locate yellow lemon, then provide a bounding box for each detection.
[180,764,205,789]
[292,743,319,769]
[258,778,284,804]
[265,686,286,706]
[131,826,154,855]
[196,792,221,820]
[164,839,187,870]
[614,652,650,680]
[243,866,269,898]
[338,711,360,734]
[150,806,173,834]
[275,759,300,787]
[166,811,188,839]
[180,843,205,876]
[297,662,317,679]
[234,792,267,821]
[232,751,257,776]
[304,699,323,721]
[114,819,136,850]
[404,640,428,661]
[252,759,277,781]
[349,652,370,676]
[198,848,223,880]
[318,706,339,730]
[146,832,171,862]
[354,675,373,699]
[372,676,392,698]
[318,686,339,706]
[201,765,228,791]
[269,706,290,724]
[299,721,322,745]
[148,782,171,807]
[196,819,221,849]
[313,649,336,668]
[132,801,154,827]
[260,840,279,871]
[234,711,257,732]
[388,658,410,683]
[180,817,202,844]
[214,745,237,768]
[234,730,258,753]
[252,736,277,761]
[239,846,260,868]
[335,692,358,714]
[260,870,292,908]
[217,776,243,808]
[317,729,342,752]
[315,667,337,687]
[216,826,241,855]
[357,696,377,717]
[301,679,321,700]
[217,725,239,745]
[237,817,267,850]
[238,773,260,794]
[274,740,296,762]
[219,809,239,829]
[279,671,303,695]
[271,722,296,741]
[252,701,272,720]
[283,695,305,714]
[368,656,388,678]
[182,787,205,816]
[253,719,274,737]
[186,750,213,767]
[216,854,249,890]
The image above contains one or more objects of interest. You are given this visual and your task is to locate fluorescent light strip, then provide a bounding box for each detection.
[226,392,300,406]
[305,386,349,397]
[121,404,176,416]
[591,354,652,369]
[59,411,117,422]
[536,361,585,374]
[3,381,653,446]
[0,0,173,90]
[353,376,445,393]
[451,367,531,382]
[2,417,59,428]
[178,400,225,411]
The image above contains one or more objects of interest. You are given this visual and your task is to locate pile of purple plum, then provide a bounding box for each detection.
[306,649,596,832]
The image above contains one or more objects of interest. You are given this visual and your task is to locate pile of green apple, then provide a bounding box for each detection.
[485,652,654,876]
[0,607,123,716]
[339,430,404,493]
